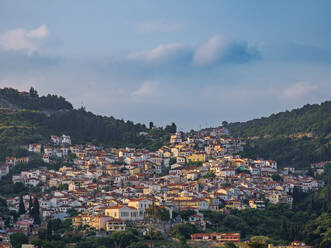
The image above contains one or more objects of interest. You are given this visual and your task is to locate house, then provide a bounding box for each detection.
[89,215,113,230]
[0,164,9,179]
[187,152,206,163]
[191,233,240,242]
[170,133,182,144]
[105,205,140,221]
[219,168,236,177]
[42,154,50,163]
[176,156,186,165]
[106,218,126,232]
[28,144,42,153]
[127,198,153,218]
[249,199,265,209]
[62,135,71,145]
[187,172,199,181]
[286,241,312,248]
[225,200,242,209]
[5,157,16,166]
[50,135,61,145]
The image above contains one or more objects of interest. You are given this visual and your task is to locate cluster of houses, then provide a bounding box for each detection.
[0,128,325,245]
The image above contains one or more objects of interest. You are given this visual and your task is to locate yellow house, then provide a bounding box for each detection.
[172,198,199,210]
[163,151,171,158]
[130,167,141,175]
[187,152,206,163]
[90,215,113,230]
[106,219,126,232]
[48,179,60,188]
[105,205,141,221]
[72,215,91,227]
[225,200,242,209]
[16,157,30,164]
[213,145,224,152]
[72,214,113,230]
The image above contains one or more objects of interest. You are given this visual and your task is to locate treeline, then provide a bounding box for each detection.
[0,87,73,110]
[0,87,177,160]
[12,107,175,147]
[227,101,331,168]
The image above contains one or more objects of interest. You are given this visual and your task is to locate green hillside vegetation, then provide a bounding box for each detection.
[228,101,331,168]
[0,87,73,110]
[0,87,175,161]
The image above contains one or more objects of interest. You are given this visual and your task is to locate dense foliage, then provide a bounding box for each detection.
[228,101,331,168]
[0,87,73,111]
[30,221,169,248]
[0,87,176,161]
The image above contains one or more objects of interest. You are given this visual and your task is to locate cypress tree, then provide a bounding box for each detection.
[18,195,26,216]
[309,194,315,213]
[28,196,33,215]
[46,220,53,239]
[32,197,41,225]
[280,217,288,240]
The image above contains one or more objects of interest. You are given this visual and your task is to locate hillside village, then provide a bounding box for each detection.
[0,127,325,248]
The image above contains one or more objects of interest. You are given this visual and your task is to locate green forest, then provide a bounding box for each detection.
[227,101,331,168]
[0,87,73,111]
[0,87,176,161]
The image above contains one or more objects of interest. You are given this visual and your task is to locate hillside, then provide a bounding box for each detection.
[228,101,331,168]
[0,87,73,111]
[0,87,174,161]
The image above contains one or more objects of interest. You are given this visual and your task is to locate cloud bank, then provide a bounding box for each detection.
[131,81,159,97]
[127,35,261,68]
[0,25,49,54]
[193,35,261,66]
[127,43,186,63]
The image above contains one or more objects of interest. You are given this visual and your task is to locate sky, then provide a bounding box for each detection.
[0,0,331,130]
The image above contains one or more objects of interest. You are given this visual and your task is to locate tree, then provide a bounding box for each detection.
[172,223,199,239]
[110,231,137,248]
[67,208,79,217]
[18,195,26,215]
[29,87,39,97]
[149,122,154,129]
[169,158,177,165]
[145,205,170,222]
[203,170,216,178]
[165,122,177,133]
[28,195,33,214]
[271,174,282,182]
[10,232,28,248]
[280,217,288,240]
[222,242,237,248]
[31,197,41,225]
[130,242,148,248]
[247,236,270,248]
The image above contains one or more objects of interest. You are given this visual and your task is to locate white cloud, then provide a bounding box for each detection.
[193,35,228,66]
[193,35,260,66]
[281,82,318,100]
[0,25,49,54]
[131,81,158,97]
[26,24,49,38]
[128,43,185,63]
[137,20,184,33]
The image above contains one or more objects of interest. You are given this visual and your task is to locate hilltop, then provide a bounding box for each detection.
[0,87,73,111]
[227,101,331,168]
[0,87,175,161]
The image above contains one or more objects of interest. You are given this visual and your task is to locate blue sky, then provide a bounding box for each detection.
[0,0,330,130]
